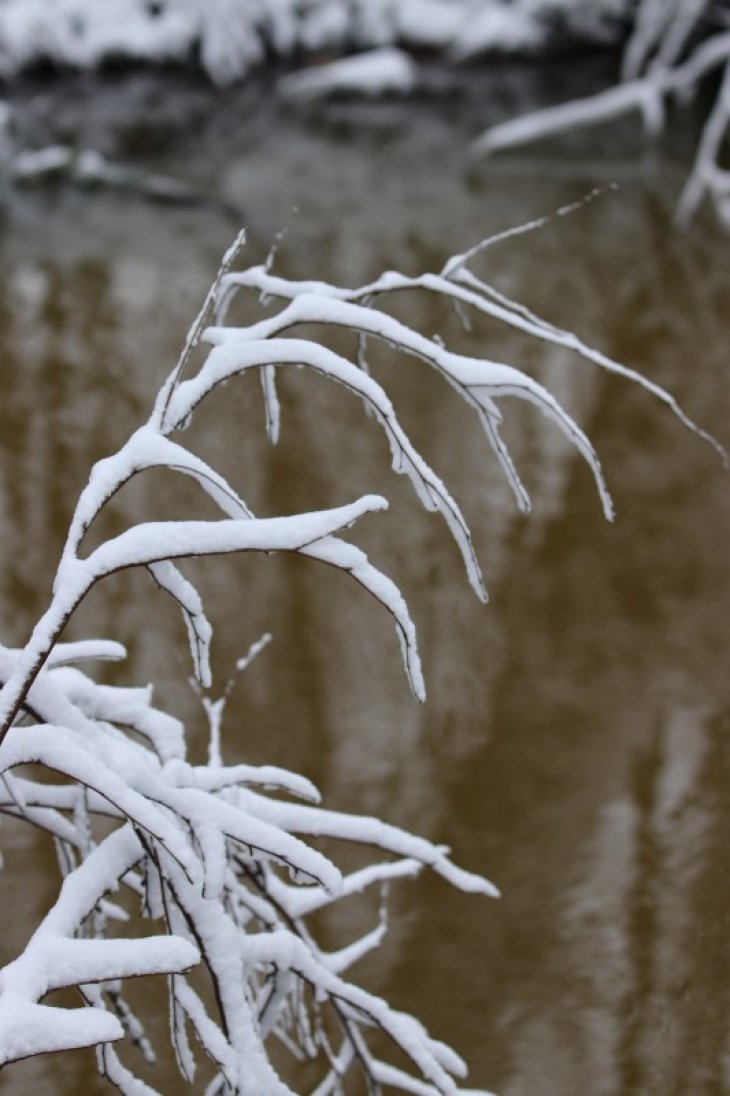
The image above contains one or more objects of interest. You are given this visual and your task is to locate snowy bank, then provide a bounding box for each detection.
[0,0,630,85]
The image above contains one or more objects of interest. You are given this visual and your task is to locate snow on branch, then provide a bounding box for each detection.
[0,225,717,1092]
[0,825,198,1066]
[220,229,725,467]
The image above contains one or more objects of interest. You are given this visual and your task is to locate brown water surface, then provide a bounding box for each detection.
[0,64,728,1095]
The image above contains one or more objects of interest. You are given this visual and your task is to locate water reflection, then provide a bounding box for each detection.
[0,74,728,1095]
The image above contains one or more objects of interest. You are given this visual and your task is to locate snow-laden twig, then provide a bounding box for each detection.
[216,246,725,475]
[676,57,730,224]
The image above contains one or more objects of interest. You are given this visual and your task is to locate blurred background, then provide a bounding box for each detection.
[0,3,729,1093]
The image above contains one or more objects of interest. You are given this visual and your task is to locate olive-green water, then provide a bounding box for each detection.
[0,62,728,1095]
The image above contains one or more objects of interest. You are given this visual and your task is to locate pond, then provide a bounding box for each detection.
[0,57,728,1095]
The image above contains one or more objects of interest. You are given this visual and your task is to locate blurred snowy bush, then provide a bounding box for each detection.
[473,0,730,225]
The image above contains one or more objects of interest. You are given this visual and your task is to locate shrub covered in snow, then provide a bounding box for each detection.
[473,0,730,225]
[0,224,720,1094]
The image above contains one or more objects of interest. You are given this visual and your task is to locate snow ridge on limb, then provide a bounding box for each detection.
[204,297,615,521]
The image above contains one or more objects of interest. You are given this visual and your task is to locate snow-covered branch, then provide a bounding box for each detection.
[0,224,717,1092]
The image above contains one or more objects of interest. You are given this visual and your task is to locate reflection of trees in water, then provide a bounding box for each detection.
[505,701,730,1096]
[547,706,711,1095]
[445,192,730,1093]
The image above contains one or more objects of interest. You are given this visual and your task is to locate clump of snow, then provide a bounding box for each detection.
[278,47,417,101]
[392,0,469,50]
[11,144,74,179]
[449,4,544,59]
[0,0,196,76]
